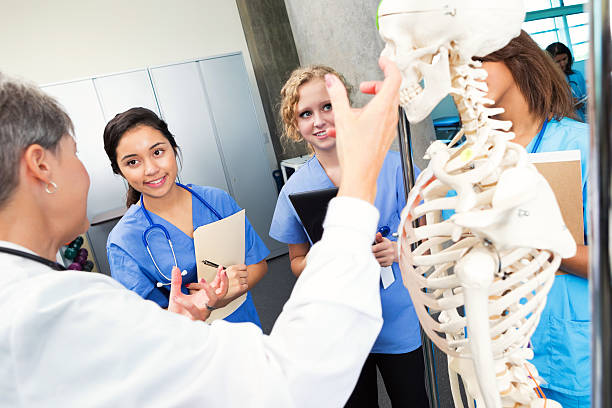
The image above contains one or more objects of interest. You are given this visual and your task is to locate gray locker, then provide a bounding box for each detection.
[149,62,229,192]
[43,53,286,275]
[198,55,284,256]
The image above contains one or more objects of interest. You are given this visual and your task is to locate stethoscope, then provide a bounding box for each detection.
[141,182,222,287]
[0,246,67,271]
[530,118,549,154]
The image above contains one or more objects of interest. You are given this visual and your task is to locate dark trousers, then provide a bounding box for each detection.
[344,347,429,408]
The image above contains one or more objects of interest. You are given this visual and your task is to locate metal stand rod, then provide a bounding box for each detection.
[589,1,612,407]
[397,107,439,408]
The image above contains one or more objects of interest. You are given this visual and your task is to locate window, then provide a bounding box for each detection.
[522,1,589,61]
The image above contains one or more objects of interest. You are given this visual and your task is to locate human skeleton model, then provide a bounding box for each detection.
[377,1,577,407]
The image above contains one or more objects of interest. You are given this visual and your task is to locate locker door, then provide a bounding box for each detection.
[149,62,229,192]
[199,54,284,256]
[93,70,160,122]
[43,80,127,220]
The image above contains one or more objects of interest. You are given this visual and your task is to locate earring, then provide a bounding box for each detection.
[45,181,58,194]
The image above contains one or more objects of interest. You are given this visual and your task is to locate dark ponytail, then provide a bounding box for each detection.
[125,186,142,208]
[102,107,180,207]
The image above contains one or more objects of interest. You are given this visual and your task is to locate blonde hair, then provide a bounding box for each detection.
[279,65,352,149]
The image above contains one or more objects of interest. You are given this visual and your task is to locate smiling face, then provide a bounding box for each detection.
[295,78,337,154]
[115,125,178,201]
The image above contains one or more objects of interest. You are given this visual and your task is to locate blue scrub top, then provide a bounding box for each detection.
[566,70,587,122]
[527,117,591,397]
[107,184,270,326]
[270,151,422,354]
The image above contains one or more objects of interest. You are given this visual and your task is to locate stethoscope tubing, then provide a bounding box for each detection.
[140,183,222,286]
[0,246,67,271]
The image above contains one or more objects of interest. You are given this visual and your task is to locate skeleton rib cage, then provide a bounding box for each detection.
[395,50,571,407]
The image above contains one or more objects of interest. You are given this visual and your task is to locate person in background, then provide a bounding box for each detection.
[481,31,590,408]
[270,65,428,408]
[546,41,588,122]
[0,57,405,406]
[103,108,268,323]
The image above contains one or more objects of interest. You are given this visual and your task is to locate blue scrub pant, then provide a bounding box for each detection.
[542,387,590,408]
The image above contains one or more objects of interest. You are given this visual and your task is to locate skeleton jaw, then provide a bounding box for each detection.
[397,47,453,123]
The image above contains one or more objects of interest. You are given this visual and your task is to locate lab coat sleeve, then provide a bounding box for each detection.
[10,196,382,408]
[264,196,383,406]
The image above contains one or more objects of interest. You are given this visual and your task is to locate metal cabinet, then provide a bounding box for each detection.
[43,52,284,275]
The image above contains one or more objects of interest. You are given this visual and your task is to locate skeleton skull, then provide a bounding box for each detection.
[377,0,525,122]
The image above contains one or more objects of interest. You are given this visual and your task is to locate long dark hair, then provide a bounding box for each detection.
[481,31,577,122]
[103,107,180,207]
[545,42,574,75]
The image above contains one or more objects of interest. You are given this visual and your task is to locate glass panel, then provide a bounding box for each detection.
[524,17,564,49]
[572,42,589,61]
[566,12,589,27]
[524,0,558,12]
[523,17,558,34]
[531,31,563,49]
[570,25,589,44]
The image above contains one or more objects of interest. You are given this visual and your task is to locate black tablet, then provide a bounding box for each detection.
[288,187,339,244]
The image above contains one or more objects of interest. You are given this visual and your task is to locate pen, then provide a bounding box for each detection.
[202,259,224,269]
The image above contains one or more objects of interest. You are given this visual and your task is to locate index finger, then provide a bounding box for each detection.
[324,74,351,120]
[367,57,401,110]
[169,266,182,299]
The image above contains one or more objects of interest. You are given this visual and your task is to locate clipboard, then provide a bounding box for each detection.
[528,150,584,244]
[193,209,246,322]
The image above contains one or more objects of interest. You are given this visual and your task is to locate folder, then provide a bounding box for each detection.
[193,209,246,322]
[528,150,584,244]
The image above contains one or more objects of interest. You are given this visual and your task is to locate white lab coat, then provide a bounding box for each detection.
[0,197,383,407]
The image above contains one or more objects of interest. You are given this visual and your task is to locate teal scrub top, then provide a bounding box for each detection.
[269,151,422,354]
[567,70,587,122]
[106,184,270,326]
[527,117,591,396]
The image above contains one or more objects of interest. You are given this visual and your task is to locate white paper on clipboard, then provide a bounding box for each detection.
[193,209,245,322]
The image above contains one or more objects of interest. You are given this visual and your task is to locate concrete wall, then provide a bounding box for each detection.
[283,0,436,170]
[236,0,304,162]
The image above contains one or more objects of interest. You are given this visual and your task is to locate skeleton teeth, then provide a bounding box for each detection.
[400,83,423,104]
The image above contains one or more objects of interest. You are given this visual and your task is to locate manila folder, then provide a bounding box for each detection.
[193,209,246,322]
[528,150,584,245]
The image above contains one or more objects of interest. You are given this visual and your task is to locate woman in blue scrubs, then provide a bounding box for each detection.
[271,66,428,407]
[103,107,269,325]
[546,42,588,122]
[481,31,590,408]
